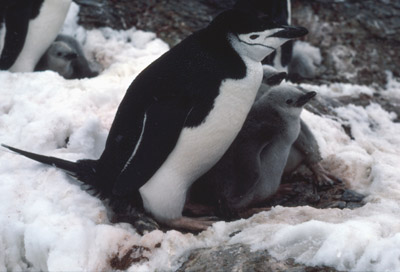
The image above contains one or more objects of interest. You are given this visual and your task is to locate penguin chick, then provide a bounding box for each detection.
[2,9,308,232]
[35,40,76,78]
[288,41,322,82]
[257,68,339,187]
[190,84,316,218]
[35,34,99,79]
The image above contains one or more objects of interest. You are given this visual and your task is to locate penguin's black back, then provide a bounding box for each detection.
[92,17,251,196]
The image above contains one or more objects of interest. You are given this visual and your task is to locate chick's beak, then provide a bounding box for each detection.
[295,91,316,107]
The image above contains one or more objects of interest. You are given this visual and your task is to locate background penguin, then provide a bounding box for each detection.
[35,34,99,79]
[287,41,322,82]
[2,9,308,231]
[0,0,72,72]
[188,81,317,219]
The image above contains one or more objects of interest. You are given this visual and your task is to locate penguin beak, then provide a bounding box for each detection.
[270,25,309,39]
[65,52,78,60]
[264,72,287,86]
[295,91,316,107]
[72,0,103,7]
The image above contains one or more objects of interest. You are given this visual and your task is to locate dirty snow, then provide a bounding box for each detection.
[1,3,400,272]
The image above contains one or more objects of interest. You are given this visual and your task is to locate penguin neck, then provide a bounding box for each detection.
[228,33,275,63]
[196,28,248,80]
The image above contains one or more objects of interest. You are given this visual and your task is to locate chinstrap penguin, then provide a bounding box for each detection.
[189,80,316,219]
[35,34,99,79]
[0,0,72,72]
[2,9,308,231]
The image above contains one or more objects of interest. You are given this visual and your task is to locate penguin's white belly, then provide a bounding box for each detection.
[140,60,263,222]
[9,0,72,72]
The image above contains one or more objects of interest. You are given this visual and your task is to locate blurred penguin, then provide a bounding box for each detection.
[35,34,99,79]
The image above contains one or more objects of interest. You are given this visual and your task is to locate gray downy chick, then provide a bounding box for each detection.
[258,67,339,187]
[189,79,316,218]
[35,34,98,79]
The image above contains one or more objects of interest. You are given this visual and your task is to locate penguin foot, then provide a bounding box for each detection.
[183,202,217,217]
[165,216,216,232]
[309,162,343,187]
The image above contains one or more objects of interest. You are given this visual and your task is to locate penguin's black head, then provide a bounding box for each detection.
[234,0,290,25]
[209,9,308,62]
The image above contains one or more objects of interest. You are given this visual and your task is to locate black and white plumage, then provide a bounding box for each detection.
[189,78,316,218]
[0,0,71,72]
[2,9,308,231]
[234,0,293,71]
[35,34,99,79]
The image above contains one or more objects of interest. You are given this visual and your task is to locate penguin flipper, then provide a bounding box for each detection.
[1,144,79,175]
[234,142,265,194]
[292,119,322,164]
[112,98,191,196]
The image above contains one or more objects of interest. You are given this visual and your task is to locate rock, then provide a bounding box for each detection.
[292,0,400,87]
[321,201,347,209]
[341,189,365,202]
[76,0,400,87]
[346,202,365,209]
[77,0,234,46]
[177,244,342,272]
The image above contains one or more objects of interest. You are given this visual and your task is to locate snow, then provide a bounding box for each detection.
[1,3,400,272]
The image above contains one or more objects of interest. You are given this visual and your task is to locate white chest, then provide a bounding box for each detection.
[9,0,72,72]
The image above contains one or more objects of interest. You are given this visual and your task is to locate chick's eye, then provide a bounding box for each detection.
[249,34,259,40]
[286,99,293,104]
[57,52,62,57]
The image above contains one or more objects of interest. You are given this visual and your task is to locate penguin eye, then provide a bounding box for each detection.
[249,34,259,40]
[57,52,62,57]
[286,99,293,105]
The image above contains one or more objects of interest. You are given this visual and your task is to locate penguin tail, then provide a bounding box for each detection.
[1,144,97,185]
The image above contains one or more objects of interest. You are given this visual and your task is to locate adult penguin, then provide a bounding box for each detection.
[2,9,308,231]
[0,0,71,71]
